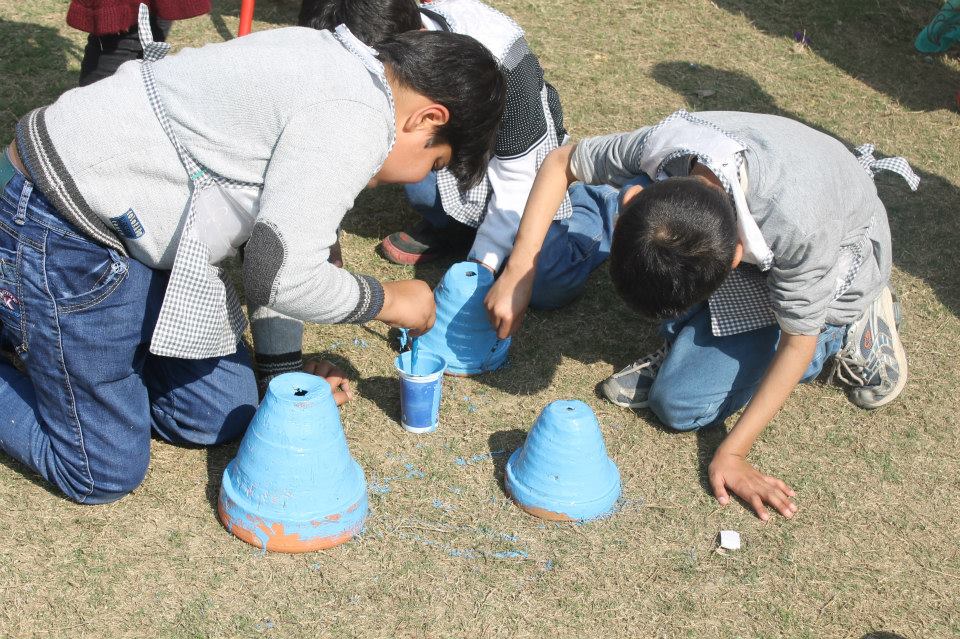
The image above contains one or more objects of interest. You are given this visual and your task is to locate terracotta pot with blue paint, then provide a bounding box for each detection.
[417,261,510,376]
[218,372,367,552]
[505,400,621,521]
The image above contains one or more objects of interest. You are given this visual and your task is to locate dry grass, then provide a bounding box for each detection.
[1,0,959,637]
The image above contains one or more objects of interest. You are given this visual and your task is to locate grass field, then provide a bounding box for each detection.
[1,1,959,637]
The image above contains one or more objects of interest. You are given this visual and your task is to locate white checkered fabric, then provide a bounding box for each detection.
[137,3,257,358]
[708,265,776,336]
[855,144,920,191]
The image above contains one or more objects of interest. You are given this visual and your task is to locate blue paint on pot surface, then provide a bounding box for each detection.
[505,400,621,522]
[395,351,446,433]
[218,372,368,552]
[417,262,511,375]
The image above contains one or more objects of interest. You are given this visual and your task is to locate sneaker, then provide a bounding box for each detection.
[599,343,669,409]
[380,220,475,266]
[829,287,908,409]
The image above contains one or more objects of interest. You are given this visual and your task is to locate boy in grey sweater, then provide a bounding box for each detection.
[484,110,917,522]
[0,21,505,503]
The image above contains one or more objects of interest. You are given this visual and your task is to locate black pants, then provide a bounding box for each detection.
[78,15,171,86]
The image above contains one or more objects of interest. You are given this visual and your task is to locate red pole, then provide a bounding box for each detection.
[238,0,255,36]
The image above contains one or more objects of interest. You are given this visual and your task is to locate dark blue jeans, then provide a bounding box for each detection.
[0,167,257,504]
[405,175,621,310]
[647,303,847,431]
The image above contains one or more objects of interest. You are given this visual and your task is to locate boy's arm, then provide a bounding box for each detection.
[708,331,817,520]
[244,101,434,334]
[484,144,577,337]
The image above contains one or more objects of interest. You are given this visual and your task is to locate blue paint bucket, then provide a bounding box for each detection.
[218,372,368,552]
[505,400,621,522]
[395,351,446,433]
[417,261,510,376]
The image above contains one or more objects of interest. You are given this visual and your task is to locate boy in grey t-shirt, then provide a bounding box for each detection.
[484,110,917,522]
[0,26,505,504]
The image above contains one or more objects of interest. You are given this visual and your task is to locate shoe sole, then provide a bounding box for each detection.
[380,236,442,266]
[856,287,909,409]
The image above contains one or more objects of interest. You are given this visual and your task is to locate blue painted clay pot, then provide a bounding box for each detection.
[218,372,367,552]
[505,400,621,521]
[417,261,510,376]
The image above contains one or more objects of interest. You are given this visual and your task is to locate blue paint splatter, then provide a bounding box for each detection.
[467,404,478,413]
[370,483,391,495]
[352,337,369,348]
[432,499,454,512]
[448,486,464,495]
[492,550,528,560]
[544,559,554,571]
[453,450,506,467]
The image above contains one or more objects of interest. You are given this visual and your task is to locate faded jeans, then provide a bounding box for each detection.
[0,162,257,504]
[647,303,847,431]
[405,175,622,309]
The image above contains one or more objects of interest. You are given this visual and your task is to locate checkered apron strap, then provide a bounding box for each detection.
[854,144,920,191]
[137,3,247,358]
[707,264,777,337]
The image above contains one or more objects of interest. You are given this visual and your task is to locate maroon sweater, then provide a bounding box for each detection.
[67,0,211,35]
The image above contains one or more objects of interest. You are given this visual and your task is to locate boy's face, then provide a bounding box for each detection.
[368,130,452,187]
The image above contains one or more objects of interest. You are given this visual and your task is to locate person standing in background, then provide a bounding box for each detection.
[68,0,211,86]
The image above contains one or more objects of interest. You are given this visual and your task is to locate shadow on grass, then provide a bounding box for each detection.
[0,18,83,132]
[710,0,959,111]
[650,61,960,322]
[487,428,526,493]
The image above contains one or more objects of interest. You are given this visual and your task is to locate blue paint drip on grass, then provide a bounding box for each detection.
[454,449,506,467]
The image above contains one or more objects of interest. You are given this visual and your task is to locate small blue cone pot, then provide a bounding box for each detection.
[417,261,511,376]
[505,400,621,521]
[218,372,368,552]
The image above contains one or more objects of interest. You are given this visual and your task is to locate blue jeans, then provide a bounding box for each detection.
[405,175,621,310]
[0,168,257,504]
[647,303,847,431]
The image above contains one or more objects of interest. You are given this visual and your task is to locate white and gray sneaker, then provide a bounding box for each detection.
[829,286,908,409]
[600,343,669,409]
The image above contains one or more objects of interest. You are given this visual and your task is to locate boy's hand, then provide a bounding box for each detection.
[303,359,353,405]
[376,280,436,336]
[328,238,344,268]
[709,451,797,521]
[484,264,535,338]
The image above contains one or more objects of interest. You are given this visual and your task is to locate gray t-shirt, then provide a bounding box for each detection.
[571,112,891,335]
[17,26,392,329]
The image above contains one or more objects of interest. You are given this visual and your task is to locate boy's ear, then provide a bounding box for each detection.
[731,241,744,268]
[404,103,450,133]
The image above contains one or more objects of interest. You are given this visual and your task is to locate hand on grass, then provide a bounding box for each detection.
[484,265,535,339]
[708,450,797,521]
[303,359,353,405]
[376,280,436,337]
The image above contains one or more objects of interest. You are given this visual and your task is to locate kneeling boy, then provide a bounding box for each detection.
[0,16,505,503]
[486,109,916,520]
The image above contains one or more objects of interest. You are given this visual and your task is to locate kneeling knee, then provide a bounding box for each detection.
[647,388,720,433]
[57,459,149,505]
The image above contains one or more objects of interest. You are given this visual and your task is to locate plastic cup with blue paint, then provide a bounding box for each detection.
[394,351,446,434]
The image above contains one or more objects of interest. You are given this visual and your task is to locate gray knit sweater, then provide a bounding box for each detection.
[16,26,391,331]
[572,112,891,335]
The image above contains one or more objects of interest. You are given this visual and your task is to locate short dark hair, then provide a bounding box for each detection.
[609,177,738,319]
[298,0,421,45]
[376,31,506,190]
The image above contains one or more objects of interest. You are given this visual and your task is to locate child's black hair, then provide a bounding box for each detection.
[609,177,738,319]
[376,30,506,190]
[298,0,421,45]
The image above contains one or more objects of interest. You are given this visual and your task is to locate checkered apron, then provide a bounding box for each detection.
[136,3,257,359]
